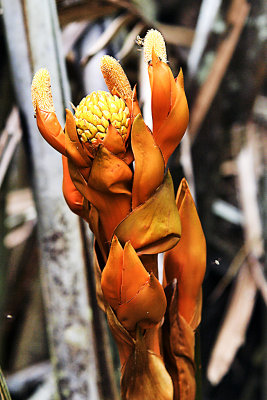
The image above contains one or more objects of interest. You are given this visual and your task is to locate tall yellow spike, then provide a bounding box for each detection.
[143,29,167,64]
[31,68,55,113]
[100,56,132,100]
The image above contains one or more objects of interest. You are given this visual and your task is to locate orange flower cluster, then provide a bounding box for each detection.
[31,29,206,400]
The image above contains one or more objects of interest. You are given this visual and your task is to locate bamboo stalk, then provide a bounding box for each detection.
[2,1,100,398]
[0,108,22,188]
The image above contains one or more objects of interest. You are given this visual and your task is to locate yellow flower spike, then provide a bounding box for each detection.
[31,69,66,156]
[164,178,206,329]
[31,68,55,113]
[100,55,133,100]
[143,29,167,64]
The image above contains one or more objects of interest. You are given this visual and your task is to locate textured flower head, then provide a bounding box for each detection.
[74,91,130,144]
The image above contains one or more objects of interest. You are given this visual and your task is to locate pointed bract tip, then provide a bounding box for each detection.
[31,68,55,113]
[177,68,184,89]
[143,29,167,64]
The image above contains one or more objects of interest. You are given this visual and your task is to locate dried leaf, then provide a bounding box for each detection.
[207,262,257,385]
[81,14,135,66]
[189,0,251,139]
[162,281,196,400]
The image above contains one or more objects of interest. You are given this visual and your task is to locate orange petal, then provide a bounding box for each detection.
[117,272,166,331]
[101,236,123,310]
[36,106,66,155]
[164,178,206,326]
[103,123,126,155]
[69,146,132,242]
[131,114,165,209]
[64,109,92,168]
[66,158,90,201]
[62,155,89,221]
[176,68,184,90]
[130,85,141,119]
[102,241,166,332]
[120,241,150,304]
[114,171,181,255]
[88,145,132,195]
[121,147,134,166]
[148,54,189,165]
[155,77,189,165]
[149,48,172,135]
[89,206,109,264]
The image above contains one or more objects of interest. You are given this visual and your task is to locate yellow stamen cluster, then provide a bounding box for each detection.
[100,56,132,100]
[75,90,130,143]
[31,68,55,113]
[143,29,167,64]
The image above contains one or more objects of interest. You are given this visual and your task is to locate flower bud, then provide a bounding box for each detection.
[101,237,167,331]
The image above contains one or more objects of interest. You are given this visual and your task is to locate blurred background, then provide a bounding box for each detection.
[0,0,266,399]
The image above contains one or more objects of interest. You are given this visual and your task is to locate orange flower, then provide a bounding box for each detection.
[31,30,188,257]
[31,30,203,400]
[31,59,138,162]
[143,30,189,166]
[101,236,167,332]
[164,178,206,328]
[31,64,136,247]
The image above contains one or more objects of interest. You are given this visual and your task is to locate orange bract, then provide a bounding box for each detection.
[148,50,189,166]
[131,114,165,209]
[101,237,167,331]
[31,29,204,400]
[164,178,206,328]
